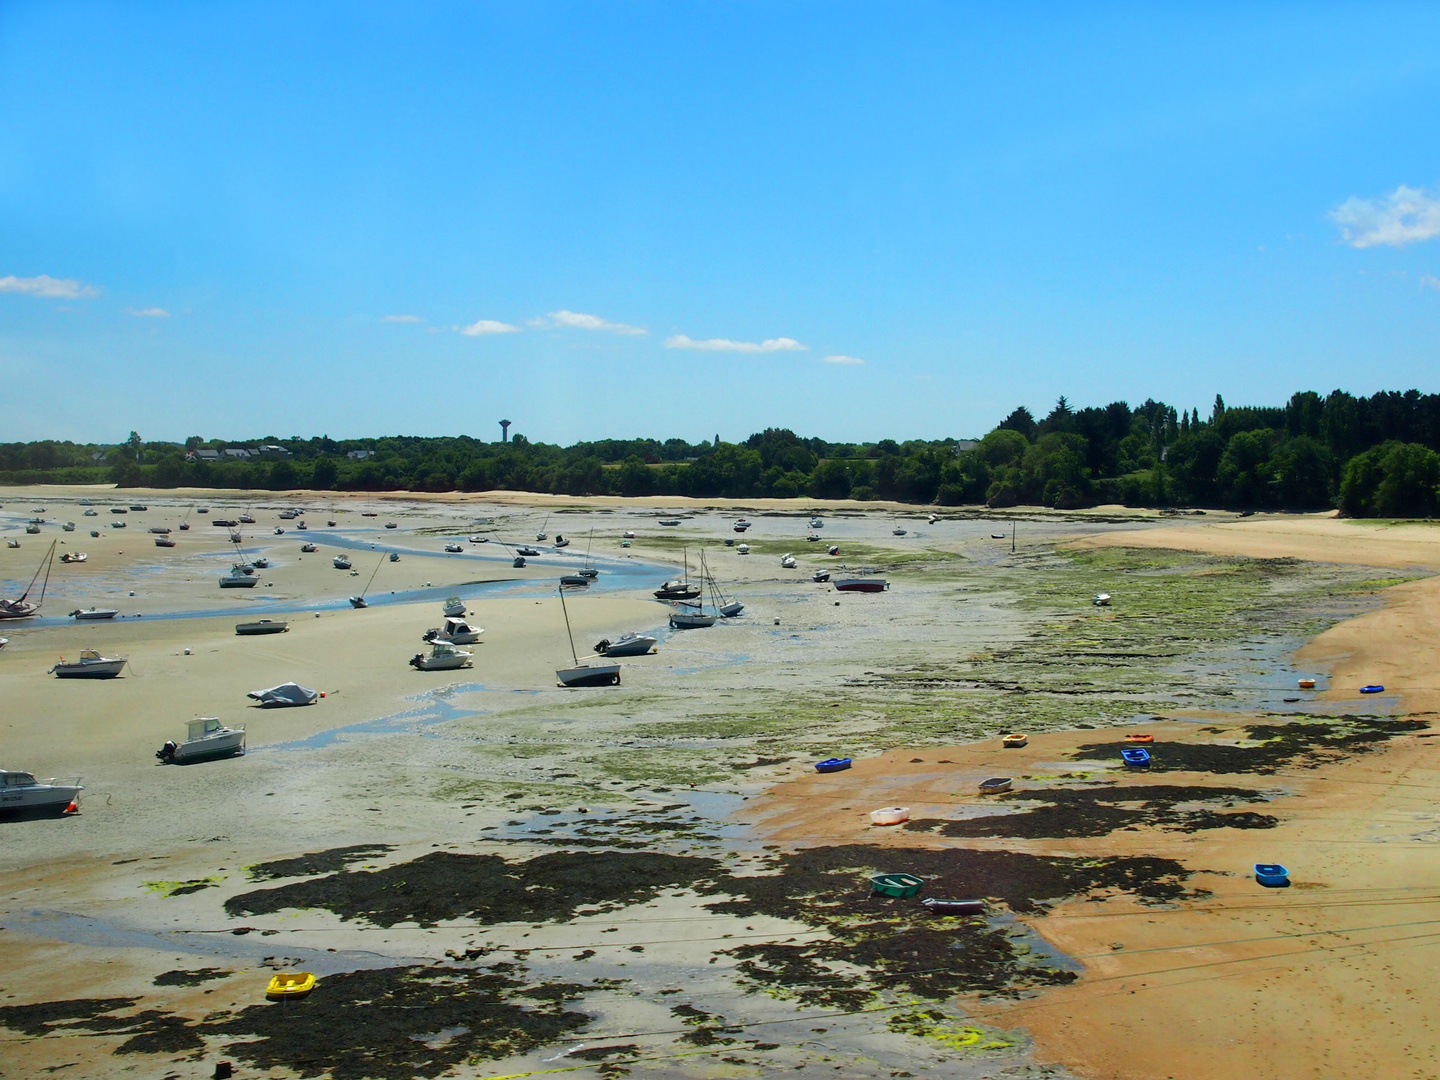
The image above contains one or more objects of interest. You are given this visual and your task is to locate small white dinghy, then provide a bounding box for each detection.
[1092,592,1112,606]
[780,553,798,569]
[442,596,467,617]
[156,718,246,764]
[49,649,127,678]
[0,770,82,818]
[869,806,911,826]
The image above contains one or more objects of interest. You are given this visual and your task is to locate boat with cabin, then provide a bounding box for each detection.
[49,649,127,678]
[333,554,352,569]
[0,770,82,817]
[235,619,289,636]
[423,617,483,645]
[409,641,473,670]
[443,596,467,617]
[156,718,246,764]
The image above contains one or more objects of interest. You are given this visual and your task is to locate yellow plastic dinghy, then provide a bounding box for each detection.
[266,972,316,999]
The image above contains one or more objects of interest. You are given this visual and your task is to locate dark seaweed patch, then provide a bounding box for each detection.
[1075,716,1426,774]
[0,998,204,1056]
[203,965,589,1080]
[904,784,1276,839]
[701,844,1196,1004]
[227,851,722,927]
[245,844,396,881]
[153,968,231,987]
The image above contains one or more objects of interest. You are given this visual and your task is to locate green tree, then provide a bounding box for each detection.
[1339,441,1440,517]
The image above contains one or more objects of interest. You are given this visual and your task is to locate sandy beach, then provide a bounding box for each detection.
[2,492,1437,1080]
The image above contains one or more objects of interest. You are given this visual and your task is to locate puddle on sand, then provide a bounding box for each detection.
[266,682,511,751]
[0,910,415,975]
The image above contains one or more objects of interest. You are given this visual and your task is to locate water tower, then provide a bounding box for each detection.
[499,419,511,443]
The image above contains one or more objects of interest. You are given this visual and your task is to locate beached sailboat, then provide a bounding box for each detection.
[670,552,718,629]
[577,529,599,578]
[536,514,550,541]
[0,540,56,621]
[350,554,386,608]
[704,553,744,617]
[555,586,621,687]
[654,548,701,600]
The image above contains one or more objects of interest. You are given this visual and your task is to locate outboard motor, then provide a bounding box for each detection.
[593,639,611,656]
[156,740,178,763]
[409,653,425,669]
[422,627,440,642]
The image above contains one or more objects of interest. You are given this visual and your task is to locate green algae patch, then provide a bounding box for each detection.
[887,1008,1012,1050]
[245,844,395,882]
[142,876,223,897]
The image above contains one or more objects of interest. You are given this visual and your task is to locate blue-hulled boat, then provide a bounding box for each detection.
[1121,747,1151,768]
[1360,684,1385,694]
[1254,863,1290,887]
[815,757,852,773]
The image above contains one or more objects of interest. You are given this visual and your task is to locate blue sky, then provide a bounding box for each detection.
[3,2,1439,445]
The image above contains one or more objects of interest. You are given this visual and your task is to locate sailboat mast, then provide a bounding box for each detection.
[361,554,385,599]
[558,585,579,665]
[18,540,57,604]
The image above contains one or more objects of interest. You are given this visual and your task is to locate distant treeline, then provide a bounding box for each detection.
[5,389,1440,516]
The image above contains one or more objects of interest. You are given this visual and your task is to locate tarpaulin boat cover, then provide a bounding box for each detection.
[247,682,319,707]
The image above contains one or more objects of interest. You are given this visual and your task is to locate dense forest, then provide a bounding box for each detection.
[4,389,1440,517]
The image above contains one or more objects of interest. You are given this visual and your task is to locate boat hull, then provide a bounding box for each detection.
[160,732,246,764]
[50,659,126,678]
[219,576,257,588]
[235,621,289,635]
[557,664,621,687]
[834,579,889,592]
[71,609,119,620]
[669,612,716,629]
[596,635,657,657]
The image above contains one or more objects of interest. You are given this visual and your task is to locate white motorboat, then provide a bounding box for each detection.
[301,542,318,552]
[560,574,590,589]
[813,569,831,582]
[780,554,797,569]
[156,718,246,764]
[0,637,7,649]
[154,535,177,548]
[517,546,540,556]
[251,557,270,569]
[658,518,681,527]
[593,633,657,657]
[444,543,463,553]
[409,641,473,670]
[4,539,18,549]
[468,535,489,544]
[809,518,824,529]
[1092,593,1112,606]
[62,521,75,532]
[424,616,484,645]
[238,513,255,524]
[928,514,939,524]
[443,596,467,617]
[0,770,82,817]
[82,509,98,516]
[737,544,750,555]
[69,608,118,620]
[59,551,87,563]
[828,545,840,555]
[623,530,636,539]
[554,534,571,548]
[807,533,821,542]
[274,526,285,535]
[49,649,127,678]
[385,522,398,529]
[149,525,171,534]
[333,554,352,569]
[24,524,40,534]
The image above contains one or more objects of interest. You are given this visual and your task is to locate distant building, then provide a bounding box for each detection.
[346,449,375,460]
[185,448,221,462]
[255,444,292,460]
[952,440,980,453]
[223,447,253,460]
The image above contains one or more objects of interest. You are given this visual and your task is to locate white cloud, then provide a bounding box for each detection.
[127,307,169,318]
[1422,275,1440,291]
[545,310,646,335]
[665,334,807,353]
[383,314,423,323]
[0,274,100,298]
[820,354,865,365]
[1330,185,1440,248]
[459,318,521,336]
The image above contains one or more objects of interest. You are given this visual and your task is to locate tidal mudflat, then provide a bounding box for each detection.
[2,491,1436,1080]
